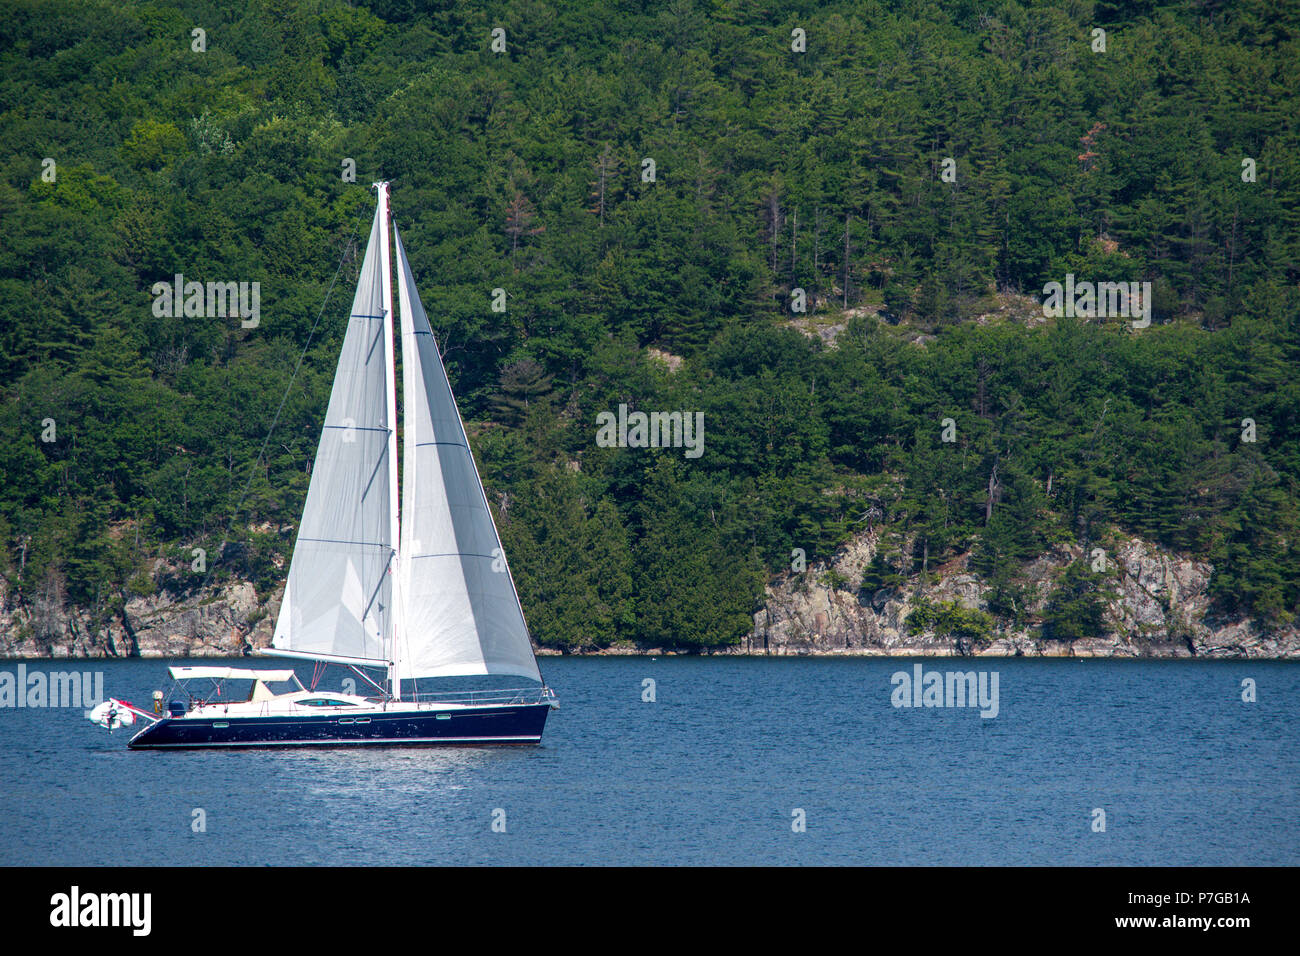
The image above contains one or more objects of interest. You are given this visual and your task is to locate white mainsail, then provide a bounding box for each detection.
[393,224,541,683]
[271,188,398,667]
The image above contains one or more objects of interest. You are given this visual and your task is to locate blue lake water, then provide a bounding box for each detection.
[0,656,1295,865]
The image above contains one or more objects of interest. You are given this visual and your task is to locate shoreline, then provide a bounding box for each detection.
[2,646,1296,661]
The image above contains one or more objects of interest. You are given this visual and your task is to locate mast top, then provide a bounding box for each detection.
[372,181,391,222]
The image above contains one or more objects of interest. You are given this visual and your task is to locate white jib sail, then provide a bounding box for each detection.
[271,191,397,666]
[392,224,542,683]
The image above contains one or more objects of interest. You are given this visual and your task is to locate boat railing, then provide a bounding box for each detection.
[403,687,554,707]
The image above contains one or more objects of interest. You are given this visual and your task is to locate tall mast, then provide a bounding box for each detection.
[375,182,403,701]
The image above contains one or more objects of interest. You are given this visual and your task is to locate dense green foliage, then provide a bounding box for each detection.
[905,596,994,643]
[1,0,1298,650]
[1039,559,1111,643]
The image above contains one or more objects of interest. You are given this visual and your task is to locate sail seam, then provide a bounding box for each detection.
[407,552,501,560]
[296,537,391,547]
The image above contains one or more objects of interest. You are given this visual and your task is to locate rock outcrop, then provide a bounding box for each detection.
[2,531,1294,659]
[0,574,280,659]
[732,532,1299,658]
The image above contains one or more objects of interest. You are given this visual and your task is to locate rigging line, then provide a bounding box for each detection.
[196,222,363,608]
[360,549,394,622]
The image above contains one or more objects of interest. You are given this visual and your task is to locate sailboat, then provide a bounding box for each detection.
[126,183,557,749]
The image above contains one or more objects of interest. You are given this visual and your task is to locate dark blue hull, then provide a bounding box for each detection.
[128,702,551,749]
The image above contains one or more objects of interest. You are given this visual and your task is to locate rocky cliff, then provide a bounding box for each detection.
[734,532,1300,658]
[0,573,279,659]
[2,531,1295,659]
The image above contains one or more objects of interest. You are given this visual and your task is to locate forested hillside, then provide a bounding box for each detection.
[2,0,1298,652]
